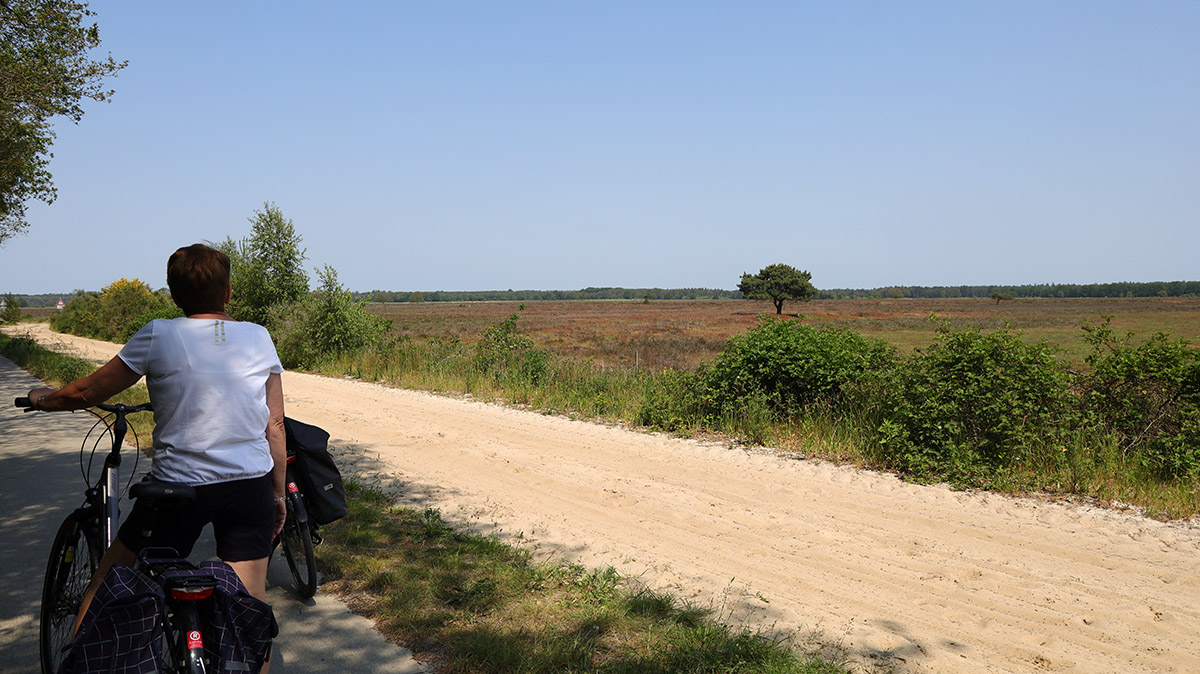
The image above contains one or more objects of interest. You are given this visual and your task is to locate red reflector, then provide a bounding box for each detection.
[170,587,214,601]
[286,455,297,465]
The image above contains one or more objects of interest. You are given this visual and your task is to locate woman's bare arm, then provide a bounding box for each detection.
[265,372,288,537]
[27,355,142,411]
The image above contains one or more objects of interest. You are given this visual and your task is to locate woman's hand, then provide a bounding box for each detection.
[26,387,55,408]
[273,499,287,538]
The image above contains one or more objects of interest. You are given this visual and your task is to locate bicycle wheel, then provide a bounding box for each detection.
[40,512,99,674]
[280,498,317,597]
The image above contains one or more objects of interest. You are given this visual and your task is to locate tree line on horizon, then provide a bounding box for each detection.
[9,279,1199,309]
[816,280,1200,300]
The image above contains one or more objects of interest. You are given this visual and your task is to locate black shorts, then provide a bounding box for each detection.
[118,473,275,562]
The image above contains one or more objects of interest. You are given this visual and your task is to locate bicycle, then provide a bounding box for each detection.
[18,397,273,674]
[275,444,319,598]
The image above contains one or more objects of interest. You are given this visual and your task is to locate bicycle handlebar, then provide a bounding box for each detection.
[13,398,152,416]
[97,402,153,414]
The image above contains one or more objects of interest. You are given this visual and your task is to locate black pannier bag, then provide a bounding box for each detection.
[283,417,348,525]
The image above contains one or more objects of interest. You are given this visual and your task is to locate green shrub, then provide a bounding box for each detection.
[50,289,100,336]
[637,368,706,431]
[1080,317,1200,479]
[118,306,185,342]
[270,266,389,369]
[2,293,23,324]
[473,313,535,372]
[470,313,553,390]
[700,317,895,419]
[867,320,1075,484]
[51,279,175,342]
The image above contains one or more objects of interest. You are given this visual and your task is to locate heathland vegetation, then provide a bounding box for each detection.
[11,244,1200,518]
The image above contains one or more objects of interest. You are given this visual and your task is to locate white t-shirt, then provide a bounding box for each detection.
[118,317,283,485]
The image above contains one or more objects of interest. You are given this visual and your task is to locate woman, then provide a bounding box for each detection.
[27,243,286,669]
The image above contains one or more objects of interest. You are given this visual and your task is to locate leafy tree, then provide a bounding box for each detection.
[991,292,1014,304]
[270,266,389,369]
[1,0,126,244]
[1,293,23,323]
[737,264,816,314]
[219,202,309,327]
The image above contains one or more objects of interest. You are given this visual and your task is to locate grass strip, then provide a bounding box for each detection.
[0,332,154,437]
[317,480,857,674]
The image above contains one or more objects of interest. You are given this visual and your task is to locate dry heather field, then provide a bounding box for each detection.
[368,296,1200,371]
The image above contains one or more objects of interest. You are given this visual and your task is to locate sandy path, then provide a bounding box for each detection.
[6,323,1200,674]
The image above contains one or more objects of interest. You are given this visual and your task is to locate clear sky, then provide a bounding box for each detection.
[3,1,1197,295]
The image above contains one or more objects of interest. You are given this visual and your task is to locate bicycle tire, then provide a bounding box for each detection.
[281,498,317,597]
[40,512,99,674]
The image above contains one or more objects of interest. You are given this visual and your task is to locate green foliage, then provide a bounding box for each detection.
[270,265,389,369]
[1080,317,1200,479]
[473,313,538,375]
[50,278,175,342]
[737,264,816,315]
[637,369,707,432]
[1,0,127,244]
[220,202,309,327]
[117,305,184,342]
[702,318,894,419]
[866,320,1075,484]
[1,293,23,323]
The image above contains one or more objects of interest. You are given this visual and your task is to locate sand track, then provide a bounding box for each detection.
[6,323,1199,673]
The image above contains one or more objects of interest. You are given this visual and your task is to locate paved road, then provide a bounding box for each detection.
[0,356,427,673]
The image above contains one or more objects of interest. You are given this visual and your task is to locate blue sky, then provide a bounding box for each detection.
[3,1,1197,294]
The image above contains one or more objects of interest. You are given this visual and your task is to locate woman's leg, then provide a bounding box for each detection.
[225,557,272,673]
[225,557,269,601]
[73,538,137,635]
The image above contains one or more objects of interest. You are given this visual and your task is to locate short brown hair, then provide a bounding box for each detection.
[167,244,231,315]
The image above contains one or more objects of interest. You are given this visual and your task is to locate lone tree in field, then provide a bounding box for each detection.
[738,264,816,315]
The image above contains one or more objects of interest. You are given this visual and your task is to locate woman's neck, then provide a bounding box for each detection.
[186,311,233,320]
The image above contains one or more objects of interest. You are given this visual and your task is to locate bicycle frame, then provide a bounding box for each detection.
[99,405,135,549]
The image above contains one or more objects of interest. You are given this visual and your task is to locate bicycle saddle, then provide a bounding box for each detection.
[129,479,196,504]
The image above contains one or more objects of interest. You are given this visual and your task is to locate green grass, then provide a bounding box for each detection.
[318,480,861,674]
[0,333,155,440]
